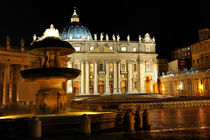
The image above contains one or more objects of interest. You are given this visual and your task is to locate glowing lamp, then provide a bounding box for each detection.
[179,81,183,90]
[199,83,204,91]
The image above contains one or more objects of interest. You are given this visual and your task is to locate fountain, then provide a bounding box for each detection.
[20,25,80,114]
[0,25,118,138]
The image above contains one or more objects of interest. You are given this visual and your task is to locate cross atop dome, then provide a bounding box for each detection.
[71,7,80,23]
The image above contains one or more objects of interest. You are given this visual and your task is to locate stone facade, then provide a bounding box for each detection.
[159,70,210,96]
[67,39,158,95]
[0,37,40,107]
[191,38,210,71]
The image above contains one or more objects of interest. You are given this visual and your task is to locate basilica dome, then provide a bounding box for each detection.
[60,8,93,40]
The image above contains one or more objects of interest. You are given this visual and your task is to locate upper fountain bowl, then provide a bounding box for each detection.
[27,37,75,56]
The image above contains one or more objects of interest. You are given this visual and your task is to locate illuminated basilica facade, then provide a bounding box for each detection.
[60,8,158,95]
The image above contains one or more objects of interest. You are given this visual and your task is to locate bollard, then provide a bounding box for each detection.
[80,114,91,135]
[124,111,135,132]
[135,110,143,130]
[142,109,151,129]
[28,117,42,138]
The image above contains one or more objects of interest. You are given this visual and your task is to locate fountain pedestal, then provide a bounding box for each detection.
[36,78,66,114]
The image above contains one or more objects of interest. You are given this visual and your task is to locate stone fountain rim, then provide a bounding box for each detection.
[20,67,81,81]
[27,37,75,56]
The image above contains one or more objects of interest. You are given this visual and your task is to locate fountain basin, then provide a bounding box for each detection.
[27,37,75,56]
[20,68,80,114]
[20,68,80,81]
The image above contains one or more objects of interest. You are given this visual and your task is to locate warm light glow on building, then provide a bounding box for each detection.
[199,83,204,91]
[146,73,152,80]
[161,86,165,92]
[179,81,183,90]
[71,18,80,22]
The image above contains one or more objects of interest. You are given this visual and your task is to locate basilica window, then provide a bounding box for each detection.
[134,81,137,89]
[132,47,137,52]
[205,83,208,91]
[75,47,80,51]
[133,63,137,71]
[122,64,125,71]
[121,47,126,51]
[146,46,150,52]
[90,46,94,50]
[109,46,113,50]
[193,60,195,65]
[99,64,103,71]
[197,59,199,64]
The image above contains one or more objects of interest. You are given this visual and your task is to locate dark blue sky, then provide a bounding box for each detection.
[0,0,209,58]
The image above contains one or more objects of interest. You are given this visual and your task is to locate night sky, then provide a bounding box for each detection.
[0,0,209,59]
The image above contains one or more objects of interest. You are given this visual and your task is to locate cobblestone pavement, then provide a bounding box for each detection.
[25,106,210,140]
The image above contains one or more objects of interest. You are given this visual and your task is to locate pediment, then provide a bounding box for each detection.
[89,46,118,53]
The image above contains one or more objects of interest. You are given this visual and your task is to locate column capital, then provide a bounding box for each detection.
[105,60,110,63]
[85,60,89,63]
[127,59,135,64]
[138,59,145,64]
[80,60,85,63]
[93,59,100,63]
[152,59,157,64]
[113,59,118,63]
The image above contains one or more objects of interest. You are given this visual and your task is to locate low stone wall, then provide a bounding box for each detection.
[118,99,210,112]
[71,97,210,112]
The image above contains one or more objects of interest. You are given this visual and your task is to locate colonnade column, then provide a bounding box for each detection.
[80,61,84,95]
[85,60,90,95]
[94,60,98,95]
[67,60,73,93]
[113,60,117,94]
[11,65,20,105]
[139,59,145,93]
[118,60,122,94]
[105,60,110,94]
[152,60,158,93]
[127,60,132,93]
[2,65,10,106]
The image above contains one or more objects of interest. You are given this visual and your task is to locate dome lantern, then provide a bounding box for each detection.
[71,7,80,23]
